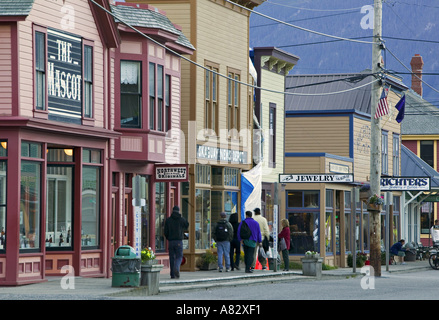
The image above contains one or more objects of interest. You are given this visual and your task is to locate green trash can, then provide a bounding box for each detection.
[111,245,141,287]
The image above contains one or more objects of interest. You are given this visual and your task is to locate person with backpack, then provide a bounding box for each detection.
[238,211,262,273]
[213,212,234,272]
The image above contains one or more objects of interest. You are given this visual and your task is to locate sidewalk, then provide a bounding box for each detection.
[0,260,431,299]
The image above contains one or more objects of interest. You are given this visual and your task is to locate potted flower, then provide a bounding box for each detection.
[305,251,319,259]
[301,251,322,277]
[141,247,157,265]
[196,250,217,270]
[367,193,384,211]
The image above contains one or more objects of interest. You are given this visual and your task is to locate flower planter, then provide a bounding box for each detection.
[140,263,164,295]
[198,262,217,270]
[301,257,323,278]
[367,203,382,212]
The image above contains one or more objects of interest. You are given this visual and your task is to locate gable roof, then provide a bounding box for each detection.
[111,3,194,51]
[401,144,439,189]
[0,0,34,17]
[285,72,408,115]
[401,89,439,135]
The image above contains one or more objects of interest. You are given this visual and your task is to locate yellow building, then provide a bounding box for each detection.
[127,0,265,271]
[282,72,408,267]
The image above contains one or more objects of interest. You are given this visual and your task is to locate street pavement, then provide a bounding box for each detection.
[0,259,431,300]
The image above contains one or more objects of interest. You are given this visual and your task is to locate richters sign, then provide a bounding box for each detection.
[47,28,83,124]
[279,174,354,183]
[380,177,430,191]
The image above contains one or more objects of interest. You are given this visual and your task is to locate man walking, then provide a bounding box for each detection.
[164,206,189,279]
[252,208,270,270]
[238,211,262,273]
[213,212,234,272]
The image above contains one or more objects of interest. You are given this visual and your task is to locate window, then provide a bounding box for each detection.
[344,191,351,252]
[149,62,156,130]
[165,74,171,132]
[205,65,218,133]
[227,70,240,133]
[120,61,141,128]
[35,31,46,110]
[20,142,42,251]
[157,65,164,131]
[82,149,101,249]
[155,182,166,251]
[393,134,400,176]
[0,160,5,251]
[420,140,434,167]
[83,45,93,118]
[381,131,388,175]
[46,148,74,250]
[269,103,276,167]
[195,188,211,249]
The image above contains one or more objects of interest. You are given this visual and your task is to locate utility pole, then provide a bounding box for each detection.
[369,0,383,277]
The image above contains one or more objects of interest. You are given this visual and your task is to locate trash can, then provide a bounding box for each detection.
[111,245,141,287]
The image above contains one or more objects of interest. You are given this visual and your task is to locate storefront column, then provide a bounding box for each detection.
[4,134,20,285]
[73,147,83,276]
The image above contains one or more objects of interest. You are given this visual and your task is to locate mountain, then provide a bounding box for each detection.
[249,0,439,104]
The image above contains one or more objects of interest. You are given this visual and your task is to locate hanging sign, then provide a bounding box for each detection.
[155,164,189,182]
[47,28,83,124]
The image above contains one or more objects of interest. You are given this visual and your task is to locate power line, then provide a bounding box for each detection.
[225,0,377,44]
[263,0,370,12]
[88,0,381,97]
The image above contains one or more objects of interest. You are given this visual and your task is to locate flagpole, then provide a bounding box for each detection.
[369,0,383,277]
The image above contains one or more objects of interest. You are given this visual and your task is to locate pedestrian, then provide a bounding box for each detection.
[229,211,241,270]
[252,208,270,270]
[213,212,234,272]
[278,218,291,271]
[238,210,262,273]
[164,205,189,279]
[431,220,439,246]
[390,239,406,265]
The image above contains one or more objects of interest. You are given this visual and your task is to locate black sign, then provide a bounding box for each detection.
[47,29,82,124]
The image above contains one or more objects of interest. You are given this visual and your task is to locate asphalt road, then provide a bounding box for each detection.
[142,269,439,301]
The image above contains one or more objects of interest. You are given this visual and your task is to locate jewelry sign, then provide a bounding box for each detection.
[380,177,430,191]
[279,174,354,183]
[47,28,82,124]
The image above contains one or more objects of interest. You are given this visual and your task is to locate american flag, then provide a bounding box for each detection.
[374,88,389,119]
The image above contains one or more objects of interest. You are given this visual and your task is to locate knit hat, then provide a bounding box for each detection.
[172,206,180,214]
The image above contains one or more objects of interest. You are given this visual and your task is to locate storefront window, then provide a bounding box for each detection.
[211,191,223,233]
[421,202,433,234]
[0,161,5,251]
[363,202,370,250]
[224,191,238,217]
[288,212,319,254]
[46,148,73,250]
[392,196,400,243]
[155,182,166,252]
[21,161,41,250]
[82,166,100,248]
[344,191,351,252]
[195,188,210,249]
[325,190,333,254]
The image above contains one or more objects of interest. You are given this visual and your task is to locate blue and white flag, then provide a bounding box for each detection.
[240,163,262,220]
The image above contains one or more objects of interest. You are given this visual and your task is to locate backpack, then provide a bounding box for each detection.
[239,220,252,240]
[215,221,229,241]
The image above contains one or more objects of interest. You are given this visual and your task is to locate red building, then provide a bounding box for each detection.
[0,0,193,285]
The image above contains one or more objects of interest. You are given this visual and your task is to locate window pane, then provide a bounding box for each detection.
[288,212,319,254]
[195,189,211,249]
[121,61,141,128]
[287,191,302,207]
[35,32,45,110]
[46,166,73,249]
[82,166,100,248]
[20,161,41,250]
[0,161,6,250]
[155,182,166,251]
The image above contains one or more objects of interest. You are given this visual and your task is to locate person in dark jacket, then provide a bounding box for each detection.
[390,239,406,265]
[238,211,262,273]
[229,212,241,271]
[164,206,189,278]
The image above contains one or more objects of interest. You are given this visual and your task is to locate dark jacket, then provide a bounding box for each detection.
[229,213,239,240]
[164,208,189,241]
[213,219,234,242]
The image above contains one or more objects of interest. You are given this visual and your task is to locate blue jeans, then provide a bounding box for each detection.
[168,240,183,278]
[216,241,231,270]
